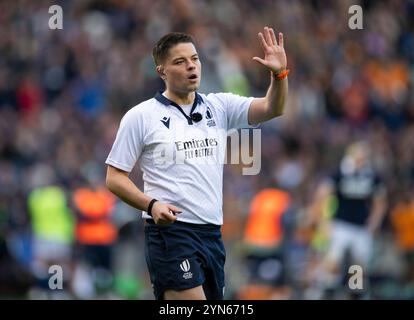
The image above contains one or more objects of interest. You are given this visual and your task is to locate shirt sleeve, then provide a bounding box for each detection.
[105,108,145,173]
[216,92,256,130]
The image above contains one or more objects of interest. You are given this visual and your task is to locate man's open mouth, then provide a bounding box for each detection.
[188,74,198,80]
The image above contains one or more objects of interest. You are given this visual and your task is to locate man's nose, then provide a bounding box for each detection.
[187,61,196,70]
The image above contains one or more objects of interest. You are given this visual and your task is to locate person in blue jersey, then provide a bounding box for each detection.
[312,141,387,298]
[105,28,288,300]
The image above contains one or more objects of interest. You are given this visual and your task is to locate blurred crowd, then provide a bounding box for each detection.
[0,0,413,299]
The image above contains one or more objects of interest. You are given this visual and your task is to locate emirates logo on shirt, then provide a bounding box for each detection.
[175,138,218,160]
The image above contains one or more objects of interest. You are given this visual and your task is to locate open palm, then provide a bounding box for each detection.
[253,27,287,74]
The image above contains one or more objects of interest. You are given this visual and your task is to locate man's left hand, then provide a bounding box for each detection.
[253,26,287,74]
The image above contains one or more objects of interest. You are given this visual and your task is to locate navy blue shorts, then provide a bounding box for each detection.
[144,220,226,300]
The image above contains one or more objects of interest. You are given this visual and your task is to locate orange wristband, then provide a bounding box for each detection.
[273,69,290,80]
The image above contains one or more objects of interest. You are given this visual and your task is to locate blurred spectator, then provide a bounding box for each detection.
[27,185,75,297]
[390,187,414,298]
[237,188,292,299]
[71,183,117,298]
[309,141,387,299]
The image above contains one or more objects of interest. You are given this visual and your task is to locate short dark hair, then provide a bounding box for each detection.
[152,32,195,65]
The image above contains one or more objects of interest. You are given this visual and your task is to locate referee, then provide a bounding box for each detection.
[105,27,288,300]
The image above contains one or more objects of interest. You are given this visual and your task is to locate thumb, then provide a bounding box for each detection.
[252,57,267,66]
[168,204,182,214]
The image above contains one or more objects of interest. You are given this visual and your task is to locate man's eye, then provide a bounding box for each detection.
[175,61,183,64]
[193,57,199,61]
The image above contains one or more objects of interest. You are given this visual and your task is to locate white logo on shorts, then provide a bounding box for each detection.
[180,259,190,272]
[180,259,193,279]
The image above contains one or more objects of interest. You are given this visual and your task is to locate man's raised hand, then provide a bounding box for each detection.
[253,26,287,74]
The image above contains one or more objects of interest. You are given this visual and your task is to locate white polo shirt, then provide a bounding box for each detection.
[105,91,255,225]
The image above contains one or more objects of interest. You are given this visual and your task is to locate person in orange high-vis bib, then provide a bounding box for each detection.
[73,187,117,272]
[238,188,292,300]
[244,189,290,250]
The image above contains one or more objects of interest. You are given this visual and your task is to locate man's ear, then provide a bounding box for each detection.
[156,65,166,80]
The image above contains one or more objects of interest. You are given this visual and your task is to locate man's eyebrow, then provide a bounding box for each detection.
[172,54,198,62]
[172,57,185,62]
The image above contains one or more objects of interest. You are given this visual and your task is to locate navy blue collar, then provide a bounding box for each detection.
[154,91,204,107]
[154,92,204,125]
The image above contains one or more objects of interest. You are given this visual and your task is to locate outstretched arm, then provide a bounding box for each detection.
[248,26,288,125]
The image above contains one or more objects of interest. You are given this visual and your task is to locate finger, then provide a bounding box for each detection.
[278,32,284,48]
[252,56,267,66]
[269,28,277,46]
[258,32,269,51]
[168,210,180,216]
[263,27,273,47]
[168,205,182,214]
